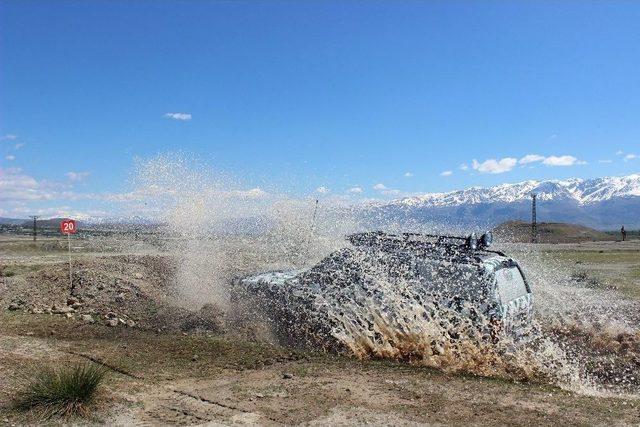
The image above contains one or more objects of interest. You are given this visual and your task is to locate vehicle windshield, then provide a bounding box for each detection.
[496,266,528,305]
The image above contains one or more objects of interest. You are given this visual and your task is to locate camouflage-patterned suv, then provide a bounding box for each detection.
[234,231,533,350]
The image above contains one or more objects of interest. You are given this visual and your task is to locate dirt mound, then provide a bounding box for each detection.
[1,255,224,333]
[494,221,612,243]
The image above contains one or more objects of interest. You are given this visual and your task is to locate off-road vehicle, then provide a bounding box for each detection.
[233,231,533,351]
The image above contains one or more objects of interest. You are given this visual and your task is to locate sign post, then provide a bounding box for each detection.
[60,219,77,293]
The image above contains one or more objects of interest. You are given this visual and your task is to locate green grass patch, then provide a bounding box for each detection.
[14,363,107,418]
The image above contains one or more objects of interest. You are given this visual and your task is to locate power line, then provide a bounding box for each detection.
[29,215,39,243]
[531,194,537,243]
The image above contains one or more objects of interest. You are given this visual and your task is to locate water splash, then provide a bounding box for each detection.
[129,154,639,398]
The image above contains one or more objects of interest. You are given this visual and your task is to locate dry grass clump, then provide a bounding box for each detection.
[15,363,107,418]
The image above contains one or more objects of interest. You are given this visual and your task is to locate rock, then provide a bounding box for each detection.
[191,355,199,362]
[85,292,95,299]
[126,319,136,328]
[81,314,95,324]
[118,318,127,325]
[106,318,118,327]
[282,373,294,379]
[8,303,21,311]
[66,297,78,306]
[31,307,44,314]
[97,284,104,290]
[65,312,74,319]
[44,308,52,315]
[255,393,265,399]
[105,312,117,319]
[134,272,143,279]
[52,305,74,314]
[114,293,125,303]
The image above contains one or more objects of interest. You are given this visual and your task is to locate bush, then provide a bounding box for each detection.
[15,363,107,418]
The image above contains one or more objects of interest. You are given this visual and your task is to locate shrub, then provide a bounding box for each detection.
[15,363,107,418]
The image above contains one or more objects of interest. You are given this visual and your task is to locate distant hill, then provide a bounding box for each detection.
[0,217,27,225]
[493,220,613,243]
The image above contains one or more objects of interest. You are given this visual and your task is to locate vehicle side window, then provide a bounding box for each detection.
[496,267,527,305]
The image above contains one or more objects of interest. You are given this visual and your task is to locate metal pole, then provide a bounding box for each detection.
[310,199,319,236]
[531,194,537,243]
[68,233,73,293]
[30,215,39,243]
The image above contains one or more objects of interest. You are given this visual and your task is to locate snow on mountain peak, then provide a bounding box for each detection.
[392,174,640,208]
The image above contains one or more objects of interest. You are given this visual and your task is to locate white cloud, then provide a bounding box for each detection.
[373,183,387,190]
[381,189,401,196]
[348,187,363,194]
[542,155,585,166]
[164,112,192,121]
[598,159,613,164]
[519,154,545,165]
[14,143,25,150]
[403,172,413,178]
[616,150,624,156]
[65,171,90,182]
[471,157,518,174]
[316,186,330,194]
[0,134,17,141]
[624,154,637,161]
[0,167,72,202]
[233,187,267,199]
[440,170,453,177]
[459,163,468,171]
[5,155,15,161]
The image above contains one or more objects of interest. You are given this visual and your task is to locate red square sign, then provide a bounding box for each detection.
[60,219,77,235]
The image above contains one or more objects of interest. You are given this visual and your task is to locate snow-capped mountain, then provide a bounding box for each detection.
[369,174,640,230]
[392,174,640,208]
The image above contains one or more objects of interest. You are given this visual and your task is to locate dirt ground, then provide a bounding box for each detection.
[1,234,639,426]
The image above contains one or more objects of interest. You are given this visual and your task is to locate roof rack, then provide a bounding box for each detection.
[347,230,494,253]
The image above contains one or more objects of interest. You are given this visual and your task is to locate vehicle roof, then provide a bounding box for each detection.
[347,231,509,266]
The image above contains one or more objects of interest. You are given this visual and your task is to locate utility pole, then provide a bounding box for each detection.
[30,215,39,243]
[531,194,537,243]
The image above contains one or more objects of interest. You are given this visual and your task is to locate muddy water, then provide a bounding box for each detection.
[130,156,639,399]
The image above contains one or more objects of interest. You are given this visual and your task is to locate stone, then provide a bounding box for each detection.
[105,312,117,319]
[126,319,136,328]
[106,318,118,327]
[52,305,74,314]
[66,297,78,306]
[8,303,20,311]
[282,373,294,379]
[114,293,125,303]
[31,307,44,314]
[134,272,143,279]
[65,312,74,319]
[191,355,199,362]
[81,314,95,324]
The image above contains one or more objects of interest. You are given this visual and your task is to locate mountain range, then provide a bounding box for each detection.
[371,174,640,230]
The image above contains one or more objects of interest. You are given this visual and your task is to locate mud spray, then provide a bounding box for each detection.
[129,155,639,399]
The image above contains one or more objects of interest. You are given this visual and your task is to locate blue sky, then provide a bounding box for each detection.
[1,1,639,218]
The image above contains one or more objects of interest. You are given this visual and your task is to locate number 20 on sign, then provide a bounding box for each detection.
[60,219,77,234]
